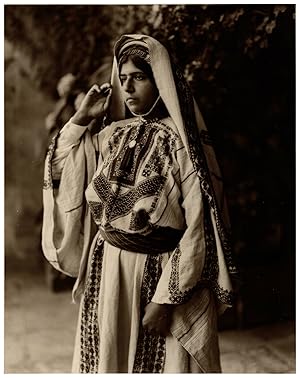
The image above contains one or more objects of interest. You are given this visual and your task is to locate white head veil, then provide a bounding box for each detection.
[109,34,237,307]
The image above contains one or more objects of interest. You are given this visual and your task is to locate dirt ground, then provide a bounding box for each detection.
[4,257,295,374]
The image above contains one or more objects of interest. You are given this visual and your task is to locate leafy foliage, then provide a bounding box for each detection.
[143,5,295,270]
[4,5,152,95]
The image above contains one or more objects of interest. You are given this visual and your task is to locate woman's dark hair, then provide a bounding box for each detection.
[118,54,156,85]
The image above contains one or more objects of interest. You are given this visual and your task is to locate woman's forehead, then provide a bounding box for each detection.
[119,60,144,75]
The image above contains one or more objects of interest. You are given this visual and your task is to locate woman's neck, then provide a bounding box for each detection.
[134,99,169,121]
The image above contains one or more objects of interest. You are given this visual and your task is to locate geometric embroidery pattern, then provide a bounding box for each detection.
[142,134,175,178]
[202,200,234,305]
[43,132,59,190]
[133,255,166,373]
[92,173,166,223]
[108,124,156,187]
[202,200,219,282]
[88,201,104,223]
[167,200,234,306]
[88,119,178,227]
[79,240,104,373]
[168,246,194,304]
[172,61,237,303]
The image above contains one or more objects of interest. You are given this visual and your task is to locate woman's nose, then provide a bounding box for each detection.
[124,78,134,93]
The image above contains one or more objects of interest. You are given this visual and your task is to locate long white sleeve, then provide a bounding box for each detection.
[51,121,89,180]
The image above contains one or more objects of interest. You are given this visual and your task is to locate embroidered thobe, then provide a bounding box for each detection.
[50,116,221,373]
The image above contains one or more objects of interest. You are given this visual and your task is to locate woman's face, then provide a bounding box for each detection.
[119,59,159,115]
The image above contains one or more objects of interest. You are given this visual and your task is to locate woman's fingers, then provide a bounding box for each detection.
[75,82,112,120]
[142,316,170,337]
[88,84,101,94]
[142,302,172,337]
[103,90,112,111]
[88,83,112,99]
[100,82,112,92]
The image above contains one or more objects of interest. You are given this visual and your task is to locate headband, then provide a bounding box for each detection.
[117,40,151,64]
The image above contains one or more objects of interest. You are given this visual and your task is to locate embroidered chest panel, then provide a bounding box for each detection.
[104,120,177,187]
[87,119,178,228]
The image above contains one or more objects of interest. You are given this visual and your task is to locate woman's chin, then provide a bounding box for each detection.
[128,106,144,115]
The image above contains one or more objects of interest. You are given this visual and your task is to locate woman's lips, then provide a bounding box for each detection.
[126,98,137,104]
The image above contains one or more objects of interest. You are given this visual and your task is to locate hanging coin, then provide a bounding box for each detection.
[129,140,136,148]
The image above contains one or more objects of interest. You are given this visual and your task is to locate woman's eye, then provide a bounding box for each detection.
[134,74,145,81]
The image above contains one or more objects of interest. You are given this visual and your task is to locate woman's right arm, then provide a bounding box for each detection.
[51,82,112,179]
[51,121,90,180]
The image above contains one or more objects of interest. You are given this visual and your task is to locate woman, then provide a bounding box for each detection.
[42,34,237,373]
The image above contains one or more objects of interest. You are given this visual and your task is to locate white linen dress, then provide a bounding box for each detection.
[51,116,221,373]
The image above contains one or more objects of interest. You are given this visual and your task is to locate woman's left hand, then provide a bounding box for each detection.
[142,302,173,337]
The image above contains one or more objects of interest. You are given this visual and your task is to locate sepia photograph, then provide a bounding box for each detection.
[4,3,295,373]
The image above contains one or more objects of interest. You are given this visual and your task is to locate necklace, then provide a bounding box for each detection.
[126,95,160,150]
[127,120,142,149]
[128,95,161,118]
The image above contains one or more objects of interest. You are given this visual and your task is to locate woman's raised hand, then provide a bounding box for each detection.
[72,83,112,126]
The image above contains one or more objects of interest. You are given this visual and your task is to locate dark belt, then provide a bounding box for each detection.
[99,225,184,255]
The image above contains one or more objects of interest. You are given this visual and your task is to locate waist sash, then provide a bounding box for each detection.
[99,225,184,254]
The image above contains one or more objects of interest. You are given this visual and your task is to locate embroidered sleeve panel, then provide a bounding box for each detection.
[151,166,234,306]
[151,171,207,305]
